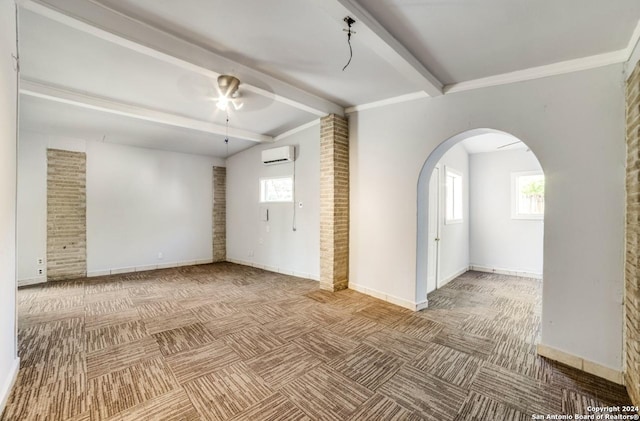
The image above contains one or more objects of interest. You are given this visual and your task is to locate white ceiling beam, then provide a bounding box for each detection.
[20,79,273,143]
[273,119,320,142]
[345,92,428,114]
[444,50,627,95]
[18,0,344,117]
[309,0,443,97]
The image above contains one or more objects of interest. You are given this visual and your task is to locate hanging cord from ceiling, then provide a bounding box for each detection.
[224,110,230,158]
[342,16,356,71]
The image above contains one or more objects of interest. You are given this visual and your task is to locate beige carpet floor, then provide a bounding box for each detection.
[1,263,633,420]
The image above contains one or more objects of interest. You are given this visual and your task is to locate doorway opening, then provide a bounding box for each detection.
[418,129,544,299]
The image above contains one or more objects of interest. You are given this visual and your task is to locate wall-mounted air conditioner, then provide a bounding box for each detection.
[261,145,295,165]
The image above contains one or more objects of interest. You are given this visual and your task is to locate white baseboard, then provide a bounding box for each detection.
[87,258,214,278]
[349,282,424,311]
[156,262,177,270]
[0,358,19,415]
[228,260,425,311]
[135,264,159,272]
[87,269,110,277]
[438,267,469,288]
[226,258,319,281]
[110,267,136,275]
[470,265,542,280]
[17,276,46,287]
[415,299,429,311]
[537,343,623,385]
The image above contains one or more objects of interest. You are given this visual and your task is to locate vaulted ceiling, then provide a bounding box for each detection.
[18,0,640,157]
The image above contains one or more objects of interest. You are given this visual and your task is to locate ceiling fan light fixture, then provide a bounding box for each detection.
[216,96,229,110]
[215,75,243,111]
[217,75,240,96]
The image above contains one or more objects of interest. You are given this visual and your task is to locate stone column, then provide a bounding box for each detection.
[213,166,227,262]
[320,114,349,291]
[626,62,640,406]
[47,149,86,281]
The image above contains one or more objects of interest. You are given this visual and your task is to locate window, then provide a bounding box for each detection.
[512,171,544,219]
[260,176,293,202]
[445,167,463,224]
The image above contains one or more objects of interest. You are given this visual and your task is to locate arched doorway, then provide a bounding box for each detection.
[416,128,544,302]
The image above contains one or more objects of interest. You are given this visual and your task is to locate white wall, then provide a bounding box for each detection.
[349,64,625,370]
[469,149,543,277]
[226,123,320,280]
[17,130,223,279]
[0,0,19,411]
[625,37,640,80]
[436,143,469,286]
[16,132,47,283]
[17,133,85,283]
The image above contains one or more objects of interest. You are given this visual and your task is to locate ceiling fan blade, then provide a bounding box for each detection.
[177,74,217,100]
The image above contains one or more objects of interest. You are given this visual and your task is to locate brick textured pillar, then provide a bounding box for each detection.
[47,149,86,281]
[320,114,349,291]
[626,62,640,406]
[212,166,226,262]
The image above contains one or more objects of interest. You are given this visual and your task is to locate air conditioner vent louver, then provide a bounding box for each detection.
[262,146,295,165]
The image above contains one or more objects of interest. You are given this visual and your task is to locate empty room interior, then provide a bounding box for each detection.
[2,0,640,419]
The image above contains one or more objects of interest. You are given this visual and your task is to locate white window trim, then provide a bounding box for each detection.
[259,176,294,203]
[511,170,544,220]
[444,166,463,225]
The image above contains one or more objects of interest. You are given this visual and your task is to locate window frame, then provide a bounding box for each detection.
[444,166,463,225]
[511,170,545,220]
[259,176,294,203]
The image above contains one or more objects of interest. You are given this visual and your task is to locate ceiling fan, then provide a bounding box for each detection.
[213,75,244,111]
[177,73,275,113]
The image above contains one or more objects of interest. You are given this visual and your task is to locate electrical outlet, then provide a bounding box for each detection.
[158,252,163,260]
[37,268,43,275]
[37,257,44,265]
[248,250,254,257]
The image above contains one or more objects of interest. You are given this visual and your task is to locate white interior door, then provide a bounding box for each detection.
[426,166,440,294]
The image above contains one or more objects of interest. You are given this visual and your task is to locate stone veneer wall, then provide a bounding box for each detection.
[213,166,227,262]
[320,114,349,291]
[47,149,86,281]
[626,61,640,405]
